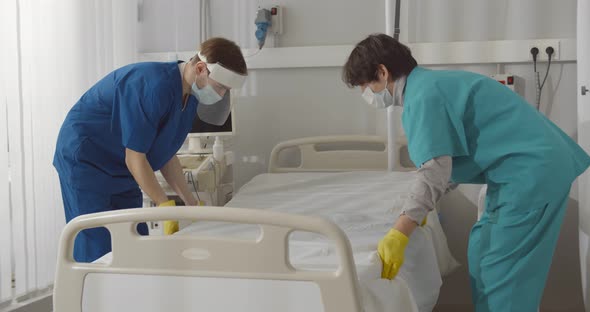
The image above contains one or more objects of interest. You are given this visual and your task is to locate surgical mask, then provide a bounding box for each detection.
[362,80,393,109]
[191,82,222,105]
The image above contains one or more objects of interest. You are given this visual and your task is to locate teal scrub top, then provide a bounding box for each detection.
[53,61,197,193]
[402,67,590,206]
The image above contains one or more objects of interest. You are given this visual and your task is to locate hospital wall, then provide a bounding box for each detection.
[142,0,583,310]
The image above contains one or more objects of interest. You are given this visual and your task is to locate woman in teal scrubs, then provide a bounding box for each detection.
[343,34,590,311]
[53,37,247,262]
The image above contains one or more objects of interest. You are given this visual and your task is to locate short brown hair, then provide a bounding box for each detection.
[342,34,417,88]
[192,37,247,75]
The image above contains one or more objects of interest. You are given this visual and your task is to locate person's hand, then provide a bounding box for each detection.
[184,197,200,207]
[158,199,179,235]
[378,228,409,279]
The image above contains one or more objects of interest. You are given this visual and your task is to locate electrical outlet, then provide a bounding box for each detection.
[528,40,560,61]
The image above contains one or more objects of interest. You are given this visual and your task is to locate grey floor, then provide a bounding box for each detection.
[433,266,586,312]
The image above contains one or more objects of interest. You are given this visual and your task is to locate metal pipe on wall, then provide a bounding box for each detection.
[385,0,400,171]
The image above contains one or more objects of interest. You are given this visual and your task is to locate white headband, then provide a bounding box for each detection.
[197,51,247,89]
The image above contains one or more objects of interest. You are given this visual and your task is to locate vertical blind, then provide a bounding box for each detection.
[0,0,138,305]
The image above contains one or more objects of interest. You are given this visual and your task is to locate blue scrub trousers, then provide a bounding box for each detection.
[468,184,570,311]
[59,179,148,263]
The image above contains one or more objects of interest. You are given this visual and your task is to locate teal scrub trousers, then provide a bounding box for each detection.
[468,184,571,311]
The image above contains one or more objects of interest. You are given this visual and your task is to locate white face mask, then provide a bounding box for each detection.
[191,82,222,105]
[362,80,393,109]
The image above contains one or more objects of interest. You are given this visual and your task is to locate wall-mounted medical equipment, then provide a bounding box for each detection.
[255,6,283,49]
[145,153,232,235]
[491,74,523,96]
[144,90,239,234]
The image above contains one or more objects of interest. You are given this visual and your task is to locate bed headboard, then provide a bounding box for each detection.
[268,135,416,173]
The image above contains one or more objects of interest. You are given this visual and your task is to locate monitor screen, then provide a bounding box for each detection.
[190,92,233,135]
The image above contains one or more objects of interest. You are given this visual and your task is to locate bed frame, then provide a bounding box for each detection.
[53,206,363,312]
[268,135,416,173]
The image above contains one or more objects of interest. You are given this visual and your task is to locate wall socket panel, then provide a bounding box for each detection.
[528,40,560,61]
[270,5,283,35]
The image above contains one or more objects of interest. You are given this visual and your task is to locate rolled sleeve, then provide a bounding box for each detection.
[402,156,453,224]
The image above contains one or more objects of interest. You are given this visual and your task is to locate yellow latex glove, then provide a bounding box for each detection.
[378,228,409,279]
[158,199,179,235]
[421,215,428,226]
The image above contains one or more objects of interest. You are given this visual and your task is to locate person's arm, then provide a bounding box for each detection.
[392,214,419,237]
[160,155,199,206]
[379,155,453,279]
[396,155,453,235]
[125,148,169,205]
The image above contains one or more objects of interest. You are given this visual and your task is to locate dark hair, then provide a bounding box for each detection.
[191,37,247,75]
[342,34,417,87]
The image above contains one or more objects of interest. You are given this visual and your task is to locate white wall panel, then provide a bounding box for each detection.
[0,0,15,299]
[577,0,590,310]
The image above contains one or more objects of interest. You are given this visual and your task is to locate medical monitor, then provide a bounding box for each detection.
[188,91,235,138]
[183,91,235,154]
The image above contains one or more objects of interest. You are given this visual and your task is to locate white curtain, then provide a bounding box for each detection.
[0,0,21,304]
[407,0,576,43]
[0,0,137,304]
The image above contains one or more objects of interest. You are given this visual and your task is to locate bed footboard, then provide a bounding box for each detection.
[53,206,363,312]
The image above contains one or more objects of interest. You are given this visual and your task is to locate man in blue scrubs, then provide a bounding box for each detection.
[54,37,247,262]
[343,34,590,311]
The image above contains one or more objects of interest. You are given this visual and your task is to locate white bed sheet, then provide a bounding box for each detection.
[178,171,445,311]
[221,171,459,276]
[91,171,452,311]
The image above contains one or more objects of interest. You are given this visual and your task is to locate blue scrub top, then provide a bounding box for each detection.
[54,61,198,193]
[402,67,590,205]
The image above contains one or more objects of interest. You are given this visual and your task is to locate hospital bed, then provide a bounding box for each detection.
[54,135,459,312]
